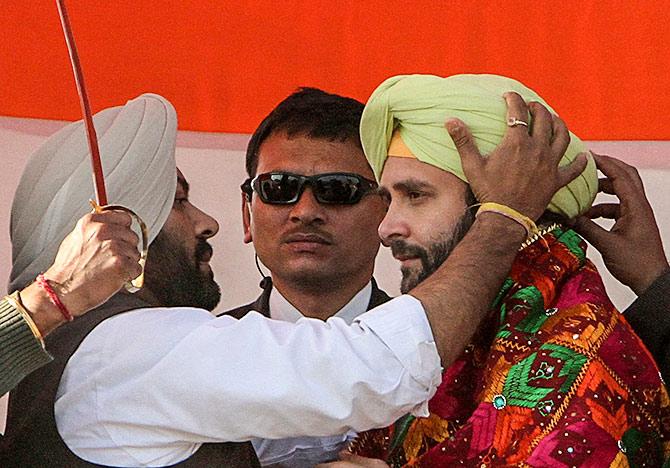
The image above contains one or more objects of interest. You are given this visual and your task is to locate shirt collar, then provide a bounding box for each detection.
[269,281,373,325]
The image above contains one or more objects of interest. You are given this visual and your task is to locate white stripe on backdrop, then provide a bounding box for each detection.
[2,116,669,312]
[1,116,669,430]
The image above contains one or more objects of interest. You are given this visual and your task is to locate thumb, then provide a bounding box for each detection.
[446,118,482,176]
[570,215,610,250]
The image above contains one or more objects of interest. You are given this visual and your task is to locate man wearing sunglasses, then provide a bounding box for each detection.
[228,89,391,466]
[225,88,591,467]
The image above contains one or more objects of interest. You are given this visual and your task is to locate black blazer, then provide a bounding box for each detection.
[222,277,392,320]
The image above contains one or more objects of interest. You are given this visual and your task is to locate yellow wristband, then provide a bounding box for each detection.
[5,291,45,347]
[476,202,539,237]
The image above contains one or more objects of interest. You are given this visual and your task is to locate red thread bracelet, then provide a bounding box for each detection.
[36,274,73,322]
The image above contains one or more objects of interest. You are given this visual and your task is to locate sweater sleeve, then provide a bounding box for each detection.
[0,297,53,395]
[624,270,670,385]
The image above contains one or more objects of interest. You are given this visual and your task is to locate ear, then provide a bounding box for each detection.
[241,192,253,244]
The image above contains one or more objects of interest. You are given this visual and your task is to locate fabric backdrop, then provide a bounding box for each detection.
[2,1,669,139]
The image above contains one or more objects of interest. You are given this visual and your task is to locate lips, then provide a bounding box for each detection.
[393,254,418,262]
[390,240,424,263]
[284,232,332,245]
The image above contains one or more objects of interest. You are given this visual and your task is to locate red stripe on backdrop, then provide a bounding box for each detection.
[1,1,669,139]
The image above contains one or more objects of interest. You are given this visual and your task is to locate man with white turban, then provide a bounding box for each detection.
[345,74,670,466]
[1,90,593,467]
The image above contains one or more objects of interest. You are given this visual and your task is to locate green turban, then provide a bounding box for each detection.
[360,74,597,218]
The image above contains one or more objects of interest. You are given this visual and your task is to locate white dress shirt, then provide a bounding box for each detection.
[56,295,441,467]
[252,283,372,467]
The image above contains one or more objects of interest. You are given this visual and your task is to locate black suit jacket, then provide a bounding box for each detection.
[223,277,392,320]
[624,270,670,385]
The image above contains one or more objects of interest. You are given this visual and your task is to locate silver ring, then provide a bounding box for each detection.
[507,117,528,127]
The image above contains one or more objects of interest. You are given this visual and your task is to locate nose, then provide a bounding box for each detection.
[288,186,327,225]
[378,202,410,247]
[190,203,220,239]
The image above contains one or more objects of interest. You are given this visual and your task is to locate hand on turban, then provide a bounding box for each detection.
[360,74,597,219]
[10,93,178,292]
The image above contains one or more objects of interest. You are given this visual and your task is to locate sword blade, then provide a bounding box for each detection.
[56,0,108,206]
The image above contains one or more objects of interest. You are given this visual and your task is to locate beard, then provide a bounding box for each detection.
[143,231,221,311]
[391,208,475,294]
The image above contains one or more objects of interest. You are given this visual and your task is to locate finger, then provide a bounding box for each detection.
[95,223,141,246]
[127,259,143,280]
[583,203,620,220]
[556,152,588,188]
[571,215,613,249]
[118,242,143,264]
[549,114,570,161]
[528,101,552,145]
[502,92,530,140]
[591,153,640,185]
[445,118,483,175]
[598,177,615,195]
[592,152,632,174]
[105,239,142,264]
[89,210,133,227]
[117,259,142,281]
[107,246,143,279]
[592,153,646,199]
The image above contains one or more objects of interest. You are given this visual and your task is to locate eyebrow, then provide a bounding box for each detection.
[392,178,434,193]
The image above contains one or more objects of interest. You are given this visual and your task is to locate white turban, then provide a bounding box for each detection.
[9,93,177,291]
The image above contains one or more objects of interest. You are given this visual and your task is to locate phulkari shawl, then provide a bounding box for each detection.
[351,226,670,467]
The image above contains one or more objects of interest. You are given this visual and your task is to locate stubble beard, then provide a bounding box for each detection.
[393,209,475,294]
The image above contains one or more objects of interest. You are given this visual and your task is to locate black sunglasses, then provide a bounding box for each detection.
[241,172,379,205]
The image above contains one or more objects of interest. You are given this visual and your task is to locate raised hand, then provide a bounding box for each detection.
[572,153,669,294]
[21,210,142,335]
[446,92,588,221]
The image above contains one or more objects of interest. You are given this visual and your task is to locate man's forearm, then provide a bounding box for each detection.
[410,213,526,366]
[19,282,69,337]
[58,303,440,460]
[0,297,53,395]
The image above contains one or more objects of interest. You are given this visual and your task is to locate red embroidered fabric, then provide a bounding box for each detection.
[351,227,670,466]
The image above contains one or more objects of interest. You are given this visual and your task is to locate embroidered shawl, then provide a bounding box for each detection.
[351,227,670,466]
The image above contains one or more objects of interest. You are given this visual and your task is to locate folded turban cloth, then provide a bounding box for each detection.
[9,93,177,292]
[360,74,597,219]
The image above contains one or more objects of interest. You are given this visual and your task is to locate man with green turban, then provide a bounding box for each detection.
[346,75,669,466]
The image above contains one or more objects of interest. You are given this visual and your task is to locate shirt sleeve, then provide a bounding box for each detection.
[0,297,53,395]
[624,270,670,384]
[56,295,441,463]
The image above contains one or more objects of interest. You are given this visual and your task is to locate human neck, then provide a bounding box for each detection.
[271,275,372,321]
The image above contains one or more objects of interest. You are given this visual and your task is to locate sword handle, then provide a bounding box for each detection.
[90,200,148,293]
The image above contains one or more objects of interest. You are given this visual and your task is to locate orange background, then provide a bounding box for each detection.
[1,1,669,139]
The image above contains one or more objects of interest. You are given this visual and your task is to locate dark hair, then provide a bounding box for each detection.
[245,87,364,177]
